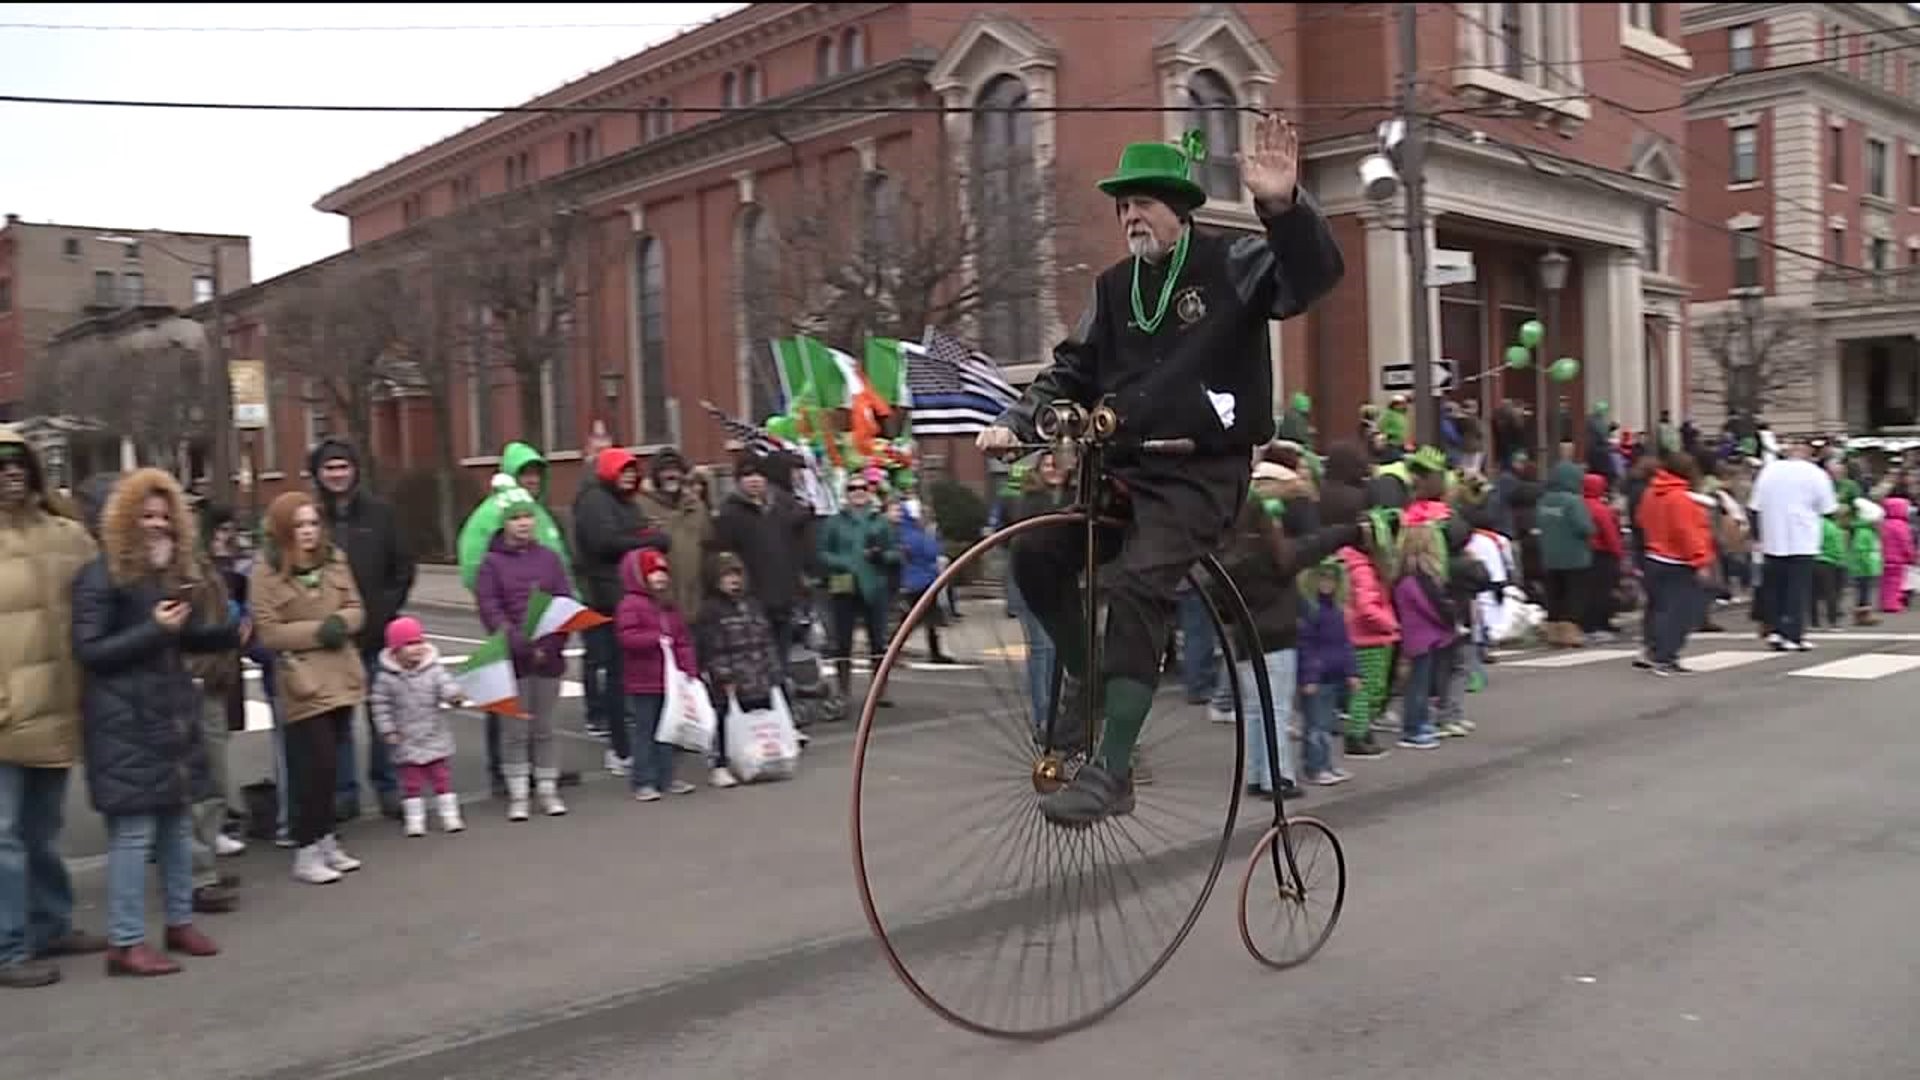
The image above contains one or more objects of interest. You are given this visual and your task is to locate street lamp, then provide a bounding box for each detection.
[599,368,624,444]
[1537,248,1571,454]
[96,233,234,508]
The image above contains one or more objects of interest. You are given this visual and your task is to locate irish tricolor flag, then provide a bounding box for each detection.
[523,588,610,640]
[454,632,526,717]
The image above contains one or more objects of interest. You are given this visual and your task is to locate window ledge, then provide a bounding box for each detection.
[1621,26,1694,71]
[1863,193,1896,211]
[1728,180,1761,191]
[460,456,503,468]
[259,471,286,482]
[544,450,583,462]
[1831,182,1849,192]
[1452,68,1592,124]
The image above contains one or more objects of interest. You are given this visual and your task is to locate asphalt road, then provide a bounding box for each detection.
[14,617,1920,1080]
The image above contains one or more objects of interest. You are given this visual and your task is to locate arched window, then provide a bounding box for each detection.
[1186,69,1241,200]
[633,235,671,445]
[971,74,1039,364]
[721,71,738,108]
[738,205,782,419]
[742,64,763,105]
[816,36,836,80]
[840,26,866,72]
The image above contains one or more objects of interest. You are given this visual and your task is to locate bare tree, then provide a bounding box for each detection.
[1694,306,1813,438]
[386,227,467,551]
[265,254,406,484]
[33,319,211,470]
[435,190,585,444]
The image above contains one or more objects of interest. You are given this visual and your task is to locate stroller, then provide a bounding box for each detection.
[783,599,843,730]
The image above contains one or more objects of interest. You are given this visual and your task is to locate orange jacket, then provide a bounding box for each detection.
[1637,470,1714,570]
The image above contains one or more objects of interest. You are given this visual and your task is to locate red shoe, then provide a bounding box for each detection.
[163,925,219,958]
[106,943,181,977]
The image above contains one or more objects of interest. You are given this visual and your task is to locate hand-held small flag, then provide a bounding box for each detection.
[523,588,610,641]
[454,632,527,718]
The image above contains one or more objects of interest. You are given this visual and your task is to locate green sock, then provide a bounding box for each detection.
[1096,678,1154,776]
[1032,587,1089,679]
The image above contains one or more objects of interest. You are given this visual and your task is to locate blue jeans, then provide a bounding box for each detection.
[1646,561,1703,665]
[1009,576,1058,736]
[0,765,75,968]
[1403,651,1437,741]
[106,811,193,947]
[335,647,396,802]
[585,623,628,760]
[1235,649,1297,791]
[1179,590,1219,702]
[625,694,676,792]
[1300,684,1342,776]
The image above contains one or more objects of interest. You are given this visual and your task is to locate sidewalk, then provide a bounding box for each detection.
[409,561,471,610]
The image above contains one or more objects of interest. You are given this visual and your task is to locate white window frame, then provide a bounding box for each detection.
[1728,24,1756,74]
[1730,124,1759,185]
[1619,3,1693,71]
[1452,4,1592,124]
[1867,135,1891,200]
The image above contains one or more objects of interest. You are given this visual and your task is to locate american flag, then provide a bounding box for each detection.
[699,400,783,457]
[909,328,1018,435]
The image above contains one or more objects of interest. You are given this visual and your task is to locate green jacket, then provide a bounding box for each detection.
[1847,517,1884,580]
[1818,518,1845,566]
[456,441,571,592]
[817,508,898,605]
[1535,462,1595,571]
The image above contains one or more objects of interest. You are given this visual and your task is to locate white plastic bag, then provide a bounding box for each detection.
[1905,565,1920,593]
[659,638,718,753]
[724,688,801,783]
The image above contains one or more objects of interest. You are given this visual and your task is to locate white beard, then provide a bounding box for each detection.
[1128,232,1162,260]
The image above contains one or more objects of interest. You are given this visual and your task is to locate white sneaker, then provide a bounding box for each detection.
[214,833,247,857]
[319,835,362,873]
[604,751,629,777]
[536,772,568,817]
[293,845,342,885]
[633,786,662,802]
[1790,638,1815,652]
[667,779,697,796]
[710,767,739,789]
[402,797,427,838]
[1207,706,1235,725]
[505,772,530,821]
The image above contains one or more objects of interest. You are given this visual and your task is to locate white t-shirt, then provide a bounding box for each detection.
[1747,457,1837,557]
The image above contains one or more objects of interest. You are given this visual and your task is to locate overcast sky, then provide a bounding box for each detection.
[0,2,742,281]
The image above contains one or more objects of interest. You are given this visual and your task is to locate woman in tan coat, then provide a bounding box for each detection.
[249,492,367,885]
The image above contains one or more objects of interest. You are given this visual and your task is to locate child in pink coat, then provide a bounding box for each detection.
[1338,531,1399,760]
[1880,496,1914,613]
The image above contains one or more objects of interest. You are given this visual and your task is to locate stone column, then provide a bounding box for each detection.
[1581,250,1647,431]
[1363,210,1412,404]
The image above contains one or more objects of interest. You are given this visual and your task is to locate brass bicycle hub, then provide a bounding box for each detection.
[1031,753,1067,794]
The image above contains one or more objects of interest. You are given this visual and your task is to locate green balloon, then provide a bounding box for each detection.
[1549,356,1581,383]
[766,415,798,441]
[1518,320,1545,348]
[1504,344,1532,369]
[1290,391,1312,413]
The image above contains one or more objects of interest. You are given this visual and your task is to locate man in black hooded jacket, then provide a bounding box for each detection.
[309,438,414,821]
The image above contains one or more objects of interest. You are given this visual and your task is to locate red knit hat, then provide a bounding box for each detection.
[639,549,669,579]
[385,616,425,652]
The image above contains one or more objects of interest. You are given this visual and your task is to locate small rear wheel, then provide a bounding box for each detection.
[1236,817,1346,970]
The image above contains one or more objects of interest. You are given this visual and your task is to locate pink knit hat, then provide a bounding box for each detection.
[385,616,425,652]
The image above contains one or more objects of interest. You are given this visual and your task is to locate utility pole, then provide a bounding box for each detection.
[1399,1,1436,447]
[207,243,236,508]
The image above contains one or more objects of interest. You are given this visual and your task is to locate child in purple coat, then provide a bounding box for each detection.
[474,491,575,820]
[1296,558,1359,786]
[1391,524,1459,751]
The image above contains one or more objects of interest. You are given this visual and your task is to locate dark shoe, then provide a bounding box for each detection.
[557,770,582,788]
[1034,672,1092,758]
[216,872,242,890]
[106,943,181,977]
[0,960,60,988]
[1344,735,1390,759]
[163,925,219,957]
[378,791,404,821]
[35,930,109,958]
[192,885,239,915]
[1275,778,1305,801]
[1038,762,1136,827]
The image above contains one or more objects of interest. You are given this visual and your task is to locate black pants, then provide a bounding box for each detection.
[830,593,888,661]
[1643,560,1701,665]
[1763,554,1815,644]
[1581,554,1619,633]
[1544,567,1588,625]
[1011,454,1247,685]
[1811,563,1844,627]
[765,607,793,683]
[285,707,347,847]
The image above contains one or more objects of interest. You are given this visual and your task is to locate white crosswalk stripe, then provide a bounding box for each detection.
[1669,650,1784,673]
[1502,648,1639,669]
[1788,653,1920,681]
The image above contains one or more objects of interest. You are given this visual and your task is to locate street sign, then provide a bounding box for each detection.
[229,359,268,429]
[1428,248,1476,288]
[1381,360,1454,393]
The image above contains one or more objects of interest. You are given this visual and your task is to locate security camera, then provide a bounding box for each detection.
[1376,118,1407,156]
[1359,152,1400,202]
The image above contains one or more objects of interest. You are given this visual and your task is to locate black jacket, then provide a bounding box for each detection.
[72,559,241,817]
[1211,515,1360,655]
[1002,194,1343,454]
[711,490,813,613]
[310,440,414,653]
[572,478,667,614]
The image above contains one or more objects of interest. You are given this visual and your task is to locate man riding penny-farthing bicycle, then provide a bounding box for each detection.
[976,113,1347,827]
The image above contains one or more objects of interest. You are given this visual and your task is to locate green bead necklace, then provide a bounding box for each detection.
[1129,227,1191,334]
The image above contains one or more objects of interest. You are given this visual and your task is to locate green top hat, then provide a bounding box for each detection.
[1097,131,1209,211]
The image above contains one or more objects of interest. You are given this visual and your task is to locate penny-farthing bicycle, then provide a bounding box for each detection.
[850,399,1346,1041]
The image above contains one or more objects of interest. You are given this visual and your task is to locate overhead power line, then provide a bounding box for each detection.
[0,93,1404,116]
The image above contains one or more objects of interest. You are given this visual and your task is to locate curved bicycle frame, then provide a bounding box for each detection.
[849,435,1311,1036]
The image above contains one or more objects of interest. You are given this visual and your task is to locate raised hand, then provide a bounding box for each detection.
[1237,112,1300,207]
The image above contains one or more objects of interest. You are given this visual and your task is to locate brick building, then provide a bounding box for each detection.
[1683,2,1920,438]
[216,2,1699,518]
[0,215,250,421]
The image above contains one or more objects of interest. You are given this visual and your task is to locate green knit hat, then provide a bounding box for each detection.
[1097,131,1209,213]
[492,476,538,521]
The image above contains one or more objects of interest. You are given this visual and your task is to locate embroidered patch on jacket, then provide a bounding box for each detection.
[1174,286,1207,325]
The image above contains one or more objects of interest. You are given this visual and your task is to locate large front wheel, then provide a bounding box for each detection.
[850,510,1245,1039]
